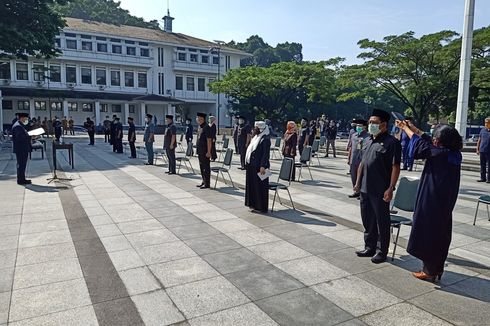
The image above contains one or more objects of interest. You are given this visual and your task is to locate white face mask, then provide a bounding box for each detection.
[22,119,29,126]
[368,123,380,136]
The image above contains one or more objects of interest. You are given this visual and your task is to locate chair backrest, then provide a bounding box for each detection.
[185,144,193,157]
[223,137,229,149]
[392,177,420,212]
[223,148,233,166]
[319,136,326,146]
[278,157,294,183]
[311,139,320,152]
[274,137,281,148]
[299,146,312,162]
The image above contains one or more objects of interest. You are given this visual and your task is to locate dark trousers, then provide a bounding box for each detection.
[480,152,490,181]
[104,131,110,143]
[69,127,74,135]
[402,146,413,170]
[129,141,136,158]
[360,192,391,255]
[16,151,28,182]
[350,161,360,187]
[326,139,336,157]
[166,148,176,173]
[88,131,95,145]
[240,152,246,168]
[116,138,123,153]
[186,140,194,156]
[145,142,154,164]
[198,154,211,186]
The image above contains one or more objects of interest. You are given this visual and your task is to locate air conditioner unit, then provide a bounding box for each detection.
[67,83,75,89]
[0,79,11,85]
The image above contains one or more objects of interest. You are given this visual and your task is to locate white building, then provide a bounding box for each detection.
[0,12,250,129]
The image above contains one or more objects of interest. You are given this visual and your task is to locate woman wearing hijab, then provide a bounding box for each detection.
[245,121,271,213]
[396,120,462,282]
[282,121,297,181]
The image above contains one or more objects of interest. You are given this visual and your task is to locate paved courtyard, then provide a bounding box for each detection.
[0,134,489,326]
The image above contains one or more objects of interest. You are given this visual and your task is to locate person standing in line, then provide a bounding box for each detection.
[103,116,111,143]
[127,117,136,159]
[308,120,317,147]
[110,115,117,152]
[297,118,309,160]
[62,116,68,135]
[164,115,177,174]
[476,117,490,183]
[47,118,53,136]
[245,121,271,213]
[282,121,298,181]
[325,120,338,158]
[84,117,95,145]
[346,119,356,151]
[143,114,155,165]
[209,115,218,161]
[114,117,123,153]
[237,116,252,170]
[396,120,462,282]
[185,117,194,156]
[196,112,212,189]
[68,116,75,135]
[12,113,32,185]
[353,109,401,264]
[54,117,62,142]
[400,117,414,171]
[233,117,239,154]
[347,119,369,198]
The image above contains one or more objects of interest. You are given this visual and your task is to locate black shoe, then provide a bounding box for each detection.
[165,171,171,174]
[371,253,387,264]
[196,183,204,188]
[200,185,210,189]
[348,192,360,198]
[356,249,376,257]
[477,179,487,182]
[145,163,153,165]
[17,180,32,185]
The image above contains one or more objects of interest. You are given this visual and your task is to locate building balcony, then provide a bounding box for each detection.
[175,90,217,102]
[61,49,153,68]
[172,60,223,74]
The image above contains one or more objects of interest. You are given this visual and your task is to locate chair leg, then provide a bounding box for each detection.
[189,161,195,174]
[392,225,401,261]
[487,204,489,221]
[276,191,283,205]
[214,171,219,189]
[218,150,223,162]
[307,165,313,180]
[286,188,295,210]
[271,189,278,212]
[227,171,235,188]
[473,201,480,226]
[177,161,181,174]
[316,156,320,166]
[298,166,302,181]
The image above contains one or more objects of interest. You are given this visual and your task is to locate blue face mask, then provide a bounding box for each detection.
[368,123,380,136]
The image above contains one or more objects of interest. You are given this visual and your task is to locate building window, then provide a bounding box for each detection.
[186,77,195,91]
[158,48,164,67]
[81,34,91,39]
[17,100,29,110]
[112,104,122,113]
[82,41,93,51]
[137,72,147,88]
[111,70,120,86]
[68,102,78,111]
[124,71,134,87]
[96,36,106,41]
[178,52,186,61]
[127,47,136,56]
[0,62,10,79]
[125,40,135,45]
[16,63,28,80]
[110,38,121,43]
[2,100,13,110]
[112,45,122,54]
[175,76,183,90]
[66,66,77,84]
[100,104,108,112]
[140,48,149,57]
[81,67,92,84]
[82,103,93,112]
[33,64,45,81]
[213,56,220,65]
[97,43,108,52]
[51,101,62,111]
[50,65,61,82]
[35,101,46,111]
[129,104,135,113]
[190,54,198,62]
[96,68,106,85]
[158,73,164,95]
[66,39,77,50]
[64,33,76,37]
[177,47,186,51]
[55,38,61,48]
[201,55,209,64]
[198,78,205,92]
[139,42,149,46]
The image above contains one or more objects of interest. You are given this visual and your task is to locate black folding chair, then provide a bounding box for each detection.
[269,158,296,212]
[270,137,282,159]
[473,195,490,226]
[211,148,235,188]
[176,145,195,174]
[217,137,230,162]
[294,146,313,181]
[177,134,185,152]
[311,139,321,166]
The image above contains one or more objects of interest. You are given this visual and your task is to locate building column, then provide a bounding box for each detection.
[140,102,146,126]
[124,103,130,125]
[29,99,35,119]
[0,90,3,133]
[95,101,101,126]
[63,100,69,118]
[167,104,175,118]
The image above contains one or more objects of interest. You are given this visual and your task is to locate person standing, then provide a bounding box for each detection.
[476,117,490,183]
[114,117,123,153]
[308,120,317,147]
[298,118,309,160]
[325,120,337,158]
[164,115,177,174]
[62,116,68,135]
[209,115,218,161]
[396,120,462,281]
[347,119,369,198]
[110,115,117,152]
[400,117,414,171]
[127,117,136,158]
[143,114,155,165]
[237,116,252,170]
[103,116,111,143]
[196,112,212,189]
[185,118,194,156]
[54,117,62,142]
[68,116,75,135]
[84,117,95,145]
[232,117,239,154]
[245,121,271,213]
[282,121,298,181]
[12,113,32,185]
[353,109,401,264]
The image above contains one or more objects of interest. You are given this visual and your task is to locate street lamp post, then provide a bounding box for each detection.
[211,40,225,134]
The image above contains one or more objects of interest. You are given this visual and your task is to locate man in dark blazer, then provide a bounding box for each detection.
[12,113,32,185]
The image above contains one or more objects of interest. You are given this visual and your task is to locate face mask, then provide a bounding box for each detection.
[238,119,244,125]
[356,126,363,134]
[368,123,380,136]
[22,119,29,126]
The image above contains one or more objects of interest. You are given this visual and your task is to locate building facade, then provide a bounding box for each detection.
[0,14,249,130]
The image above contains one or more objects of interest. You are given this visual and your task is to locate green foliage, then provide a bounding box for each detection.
[0,0,68,58]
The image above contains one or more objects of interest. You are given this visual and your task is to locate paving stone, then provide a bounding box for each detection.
[0,224,20,237]
[287,234,350,255]
[275,256,350,286]
[209,219,257,233]
[0,235,18,251]
[336,319,368,326]
[21,211,65,223]
[226,228,281,247]
[94,224,122,238]
[131,290,185,326]
[184,234,242,255]
[116,219,163,234]
[311,276,402,317]
[248,240,311,264]
[73,238,107,257]
[325,229,366,247]
[136,241,197,265]
[119,267,161,296]
[18,230,71,248]
[100,235,133,252]
[194,210,238,223]
[19,220,68,235]
[239,213,288,228]
[227,264,304,301]
[126,228,179,248]
[0,268,13,293]
[8,306,99,326]
[150,256,219,288]
[202,248,269,275]
[444,274,490,302]
[9,279,91,322]
[93,297,145,326]
[167,276,250,319]
[108,249,146,271]
[263,223,318,240]
[255,287,352,326]
[360,302,452,326]
[87,213,114,226]
[157,214,203,228]
[0,292,9,324]
[0,215,21,226]
[189,302,278,326]
[169,223,220,240]
[13,258,83,290]
[0,250,16,270]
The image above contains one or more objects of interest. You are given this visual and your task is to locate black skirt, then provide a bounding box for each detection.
[245,164,269,212]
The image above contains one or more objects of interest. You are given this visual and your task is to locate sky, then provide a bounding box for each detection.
[118,0,490,64]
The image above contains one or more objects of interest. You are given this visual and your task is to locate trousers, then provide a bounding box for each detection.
[166,148,176,173]
[16,151,28,182]
[198,154,211,186]
[360,192,391,255]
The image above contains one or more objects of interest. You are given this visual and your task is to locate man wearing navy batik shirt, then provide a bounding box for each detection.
[477,117,490,183]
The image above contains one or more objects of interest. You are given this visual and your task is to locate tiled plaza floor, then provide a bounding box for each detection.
[0,134,489,326]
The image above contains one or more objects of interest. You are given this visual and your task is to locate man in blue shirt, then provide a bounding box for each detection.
[477,117,490,183]
[143,114,155,165]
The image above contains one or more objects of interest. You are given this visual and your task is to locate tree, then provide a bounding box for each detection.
[0,0,68,58]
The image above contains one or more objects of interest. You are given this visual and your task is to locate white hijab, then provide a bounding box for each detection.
[245,121,270,164]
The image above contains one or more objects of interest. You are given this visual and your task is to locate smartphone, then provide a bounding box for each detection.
[391,111,405,121]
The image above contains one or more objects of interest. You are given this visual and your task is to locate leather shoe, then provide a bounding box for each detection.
[17,180,32,185]
[200,185,210,189]
[348,192,360,198]
[196,183,204,188]
[477,179,486,182]
[371,253,387,264]
[355,249,375,257]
